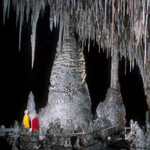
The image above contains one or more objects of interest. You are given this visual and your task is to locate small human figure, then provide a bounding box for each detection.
[32,113,39,132]
[23,110,31,129]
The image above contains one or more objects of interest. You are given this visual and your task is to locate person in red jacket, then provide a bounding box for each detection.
[32,113,39,132]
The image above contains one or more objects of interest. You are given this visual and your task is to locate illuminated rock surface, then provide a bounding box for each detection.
[126,112,150,149]
[1,0,150,149]
[26,91,36,121]
[95,87,126,133]
[2,0,150,112]
[39,28,92,131]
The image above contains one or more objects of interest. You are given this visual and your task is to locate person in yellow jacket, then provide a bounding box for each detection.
[23,110,31,129]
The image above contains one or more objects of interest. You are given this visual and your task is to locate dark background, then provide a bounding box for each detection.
[0,3,148,129]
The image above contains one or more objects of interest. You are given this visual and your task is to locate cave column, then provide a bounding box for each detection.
[95,44,126,132]
[110,46,119,89]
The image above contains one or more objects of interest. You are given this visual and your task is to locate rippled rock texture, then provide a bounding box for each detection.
[39,30,92,131]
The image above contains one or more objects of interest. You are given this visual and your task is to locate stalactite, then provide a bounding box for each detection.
[104,0,107,21]
[49,7,54,31]
[112,0,114,46]
[26,0,30,22]
[15,0,20,26]
[58,13,64,52]
[3,0,10,24]
[30,0,42,68]
[2,0,150,78]
[18,2,25,50]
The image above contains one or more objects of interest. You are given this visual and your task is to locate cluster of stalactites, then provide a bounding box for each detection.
[2,0,150,76]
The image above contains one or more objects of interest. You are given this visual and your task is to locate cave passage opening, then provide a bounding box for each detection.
[119,58,148,127]
[83,41,111,117]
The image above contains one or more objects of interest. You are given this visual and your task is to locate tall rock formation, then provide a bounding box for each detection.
[26,91,36,121]
[95,43,126,133]
[142,61,150,116]
[39,29,92,131]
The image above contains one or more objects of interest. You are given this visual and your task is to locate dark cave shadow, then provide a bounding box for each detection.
[119,58,148,127]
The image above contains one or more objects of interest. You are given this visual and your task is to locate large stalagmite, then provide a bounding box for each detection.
[39,28,92,131]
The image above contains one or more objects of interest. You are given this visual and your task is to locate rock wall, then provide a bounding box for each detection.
[142,61,150,115]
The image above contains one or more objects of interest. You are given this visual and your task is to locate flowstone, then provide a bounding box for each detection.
[39,31,92,132]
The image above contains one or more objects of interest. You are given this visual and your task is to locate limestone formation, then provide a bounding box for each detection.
[2,0,150,116]
[95,88,126,134]
[26,91,36,121]
[94,40,126,137]
[142,61,150,115]
[39,29,92,131]
[2,0,150,148]
[126,111,150,149]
